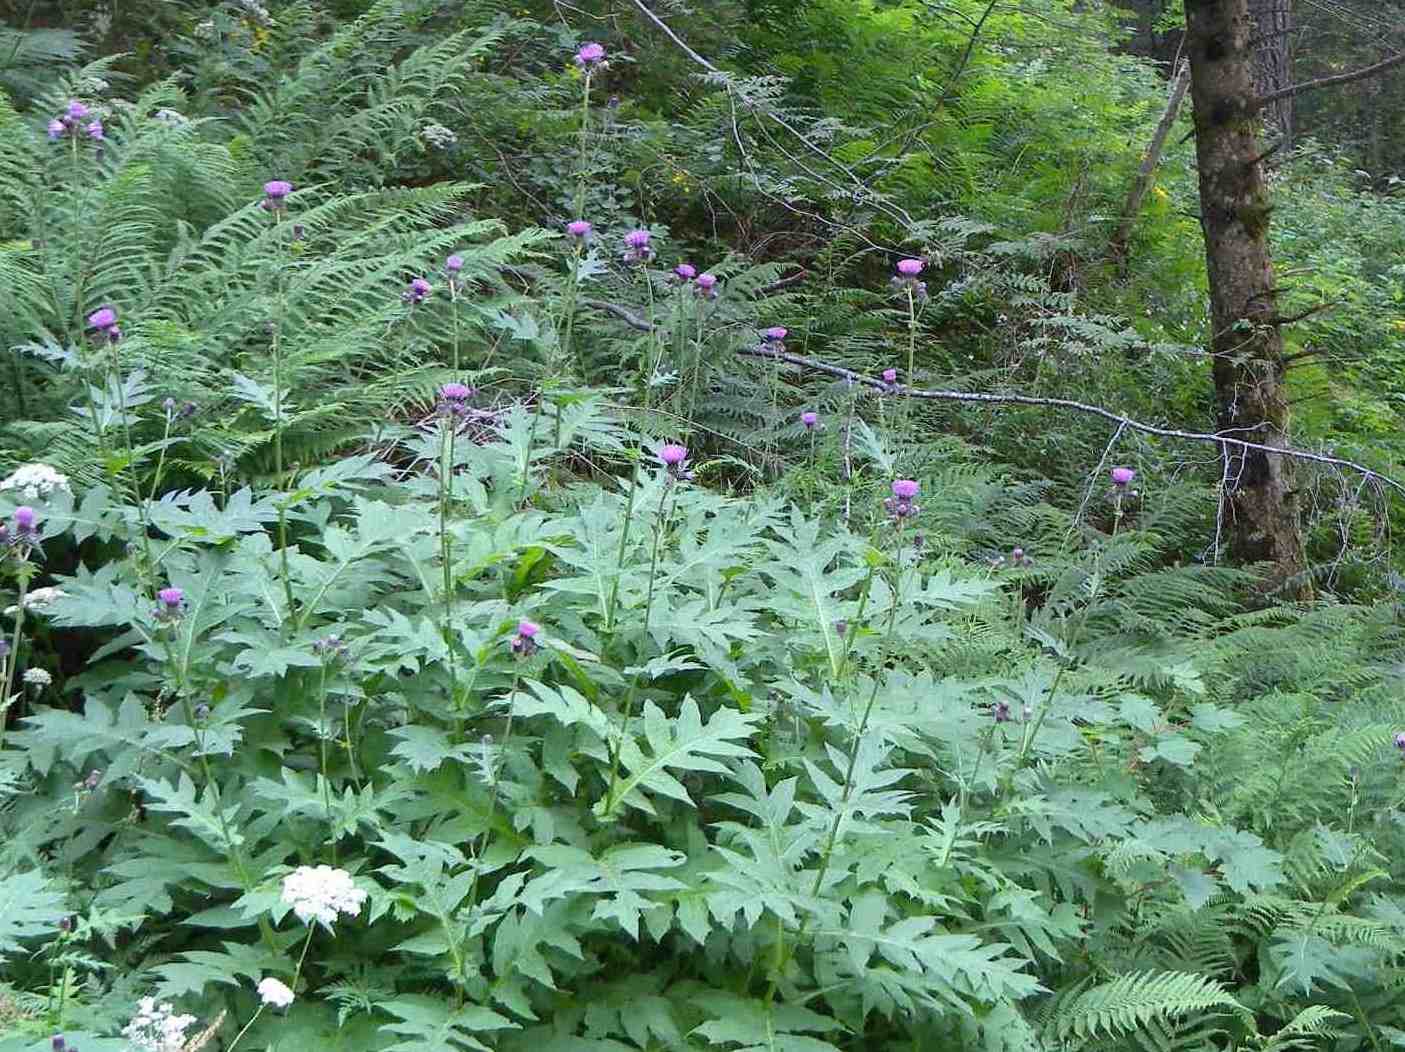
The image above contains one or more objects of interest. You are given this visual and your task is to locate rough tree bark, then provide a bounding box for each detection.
[1183,0,1309,594]
[1249,0,1293,143]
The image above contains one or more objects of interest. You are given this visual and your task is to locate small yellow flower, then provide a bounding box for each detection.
[1152,185,1169,201]
[1392,319,1405,333]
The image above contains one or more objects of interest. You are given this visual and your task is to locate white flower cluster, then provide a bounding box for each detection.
[0,463,71,501]
[238,0,272,26]
[5,586,69,617]
[122,997,198,1052]
[257,976,295,1007]
[280,865,367,928]
[23,668,51,687]
[421,123,458,149]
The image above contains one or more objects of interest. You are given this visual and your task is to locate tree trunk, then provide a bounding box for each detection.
[1249,0,1293,144]
[1183,0,1309,595]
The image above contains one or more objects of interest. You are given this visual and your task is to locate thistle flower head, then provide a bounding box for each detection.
[66,100,89,120]
[659,443,688,467]
[695,272,718,298]
[575,41,606,68]
[445,254,464,273]
[897,258,924,277]
[403,277,432,305]
[13,506,36,532]
[673,262,696,280]
[882,368,898,384]
[157,587,184,610]
[892,479,919,501]
[801,410,818,429]
[1110,466,1135,487]
[441,382,473,401]
[87,306,118,332]
[85,119,104,141]
[567,219,593,238]
[511,620,540,658]
[48,119,64,140]
[764,326,788,342]
[625,229,651,248]
[263,180,293,199]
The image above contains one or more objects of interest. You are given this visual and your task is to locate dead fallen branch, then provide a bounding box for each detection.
[577,297,1405,496]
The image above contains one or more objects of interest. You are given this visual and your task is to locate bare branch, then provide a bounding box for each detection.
[625,0,914,229]
[1255,51,1405,109]
[576,296,1405,496]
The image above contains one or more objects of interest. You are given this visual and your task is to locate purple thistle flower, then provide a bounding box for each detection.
[403,277,432,305]
[575,42,606,69]
[85,119,104,141]
[897,258,924,277]
[624,228,653,264]
[445,254,464,274]
[673,263,696,281]
[764,326,788,342]
[801,411,818,430]
[438,381,475,415]
[14,506,37,534]
[695,272,718,298]
[882,368,898,384]
[1110,466,1136,487]
[263,180,293,199]
[892,479,919,500]
[567,219,593,239]
[659,444,687,467]
[511,619,541,658]
[48,118,65,140]
[66,100,89,120]
[87,306,119,333]
[155,586,185,621]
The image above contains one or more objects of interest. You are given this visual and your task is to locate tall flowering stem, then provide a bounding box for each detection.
[0,559,33,755]
[265,185,297,621]
[603,462,683,815]
[764,513,913,1007]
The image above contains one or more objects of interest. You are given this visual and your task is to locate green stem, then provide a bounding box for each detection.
[271,217,295,620]
[0,567,30,755]
[764,530,908,1005]
[317,664,334,865]
[603,481,675,814]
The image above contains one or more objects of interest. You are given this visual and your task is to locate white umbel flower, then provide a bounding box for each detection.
[257,976,295,1008]
[23,668,51,687]
[0,463,71,500]
[280,865,367,928]
[122,997,198,1052]
[4,586,69,617]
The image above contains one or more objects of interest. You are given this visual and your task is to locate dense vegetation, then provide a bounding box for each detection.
[2,1,1405,1050]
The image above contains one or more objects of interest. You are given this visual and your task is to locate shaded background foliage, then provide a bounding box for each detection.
[3,0,1405,1050]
